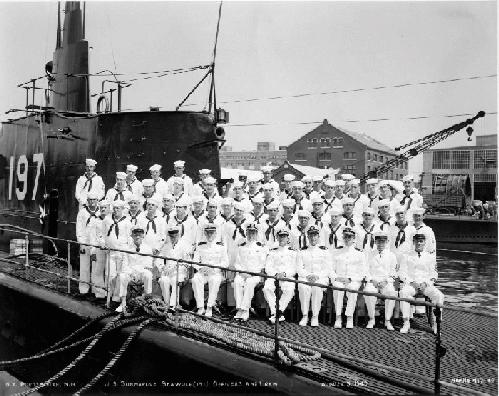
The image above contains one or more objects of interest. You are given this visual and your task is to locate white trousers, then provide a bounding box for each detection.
[91,248,107,298]
[233,275,261,310]
[79,247,91,293]
[363,282,397,320]
[191,272,223,308]
[298,277,328,317]
[115,268,153,298]
[399,283,445,319]
[332,280,362,317]
[263,279,295,315]
[158,274,187,308]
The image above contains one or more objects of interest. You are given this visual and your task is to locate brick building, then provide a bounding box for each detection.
[286,119,407,180]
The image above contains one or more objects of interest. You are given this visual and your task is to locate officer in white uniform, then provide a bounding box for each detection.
[297,226,330,327]
[398,232,444,334]
[263,228,297,324]
[192,225,229,317]
[331,227,368,329]
[157,226,191,309]
[149,164,168,197]
[75,159,105,208]
[115,226,154,312]
[363,230,398,330]
[125,164,144,197]
[76,192,100,294]
[233,222,268,321]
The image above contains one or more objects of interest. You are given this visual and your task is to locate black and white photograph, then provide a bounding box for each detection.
[0,1,497,395]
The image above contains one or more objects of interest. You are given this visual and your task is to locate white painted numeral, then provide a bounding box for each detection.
[32,153,44,200]
[8,156,14,200]
[15,155,28,200]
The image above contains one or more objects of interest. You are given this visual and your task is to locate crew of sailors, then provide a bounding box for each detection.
[75,159,442,333]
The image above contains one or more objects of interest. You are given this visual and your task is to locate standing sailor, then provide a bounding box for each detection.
[355,207,378,257]
[364,179,379,209]
[258,201,284,248]
[167,196,197,247]
[105,172,133,203]
[88,199,109,298]
[136,196,166,256]
[140,179,156,210]
[75,159,105,208]
[127,195,142,226]
[149,164,168,197]
[125,164,143,196]
[396,175,423,222]
[406,208,436,257]
[261,165,280,195]
[166,160,194,196]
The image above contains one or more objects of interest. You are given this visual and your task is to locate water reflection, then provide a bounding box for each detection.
[437,243,498,312]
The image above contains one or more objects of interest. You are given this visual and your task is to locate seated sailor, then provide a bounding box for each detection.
[192,225,229,317]
[157,226,191,309]
[297,226,329,327]
[115,226,154,313]
[233,222,268,321]
[331,227,368,329]
[263,228,297,324]
[398,232,444,334]
[363,230,398,331]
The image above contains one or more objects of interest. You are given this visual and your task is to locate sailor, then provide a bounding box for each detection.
[363,230,398,330]
[406,208,436,257]
[250,195,268,225]
[312,175,324,194]
[140,179,156,210]
[167,196,197,247]
[202,177,221,206]
[310,195,328,231]
[375,180,398,217]
[161,193,176,223]
[331,227,368,329]
[341,173,355,195]
[279,174,295,200]
[246,174,262,201]
[322,180,337,215]
[389,205,412,263]
[149,164,168,197]
[262,183,278,213]
[76,192,100,294]
[136,196,166,256]
[127,195,142,226]
[290,181,313,213]
[398,232,444,334]
[105,172,133,204]
[377,199,395,231]
[263,228,297,323]
[341,197,360,227]
[88,199,109,298]
[115,226,154,313]
[157,226,191,310]
[331,180,346,212]
[102,200,133,301]
[297,226,329,327]
[222,201,248,269]
[322,207,345,258]
[302,176,315,200]
[364,179,379,209]
[355,207,378,257]
[280,199,298,230]
[261,165,280,195]
[347,179,368,218]
[125,164,143,197]
[196,199,225,244]
[171,177,186,202]
[191,195,206,224]
[192,225,229,317]
[75,159,105,207]
[166,160,194,196]
[290,210,312,251]
[220,197,234,222]
[193,168,212,195]
[259,201,285,248]
[233,222,268,321]
[232,181,251,213]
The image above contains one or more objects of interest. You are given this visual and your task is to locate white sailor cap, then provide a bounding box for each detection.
[341,173,354,181]
[266,201,280,211]
[374,230,389,239]
[324,179,336,188]
[126,164,138,172]
[99,200,110,207]
[302,175,313,183]
[85,158,97,167]
[221,197,233,206]
[329,207,343,216]
[412,208,426,215]
[204,176,216,185]
[207,199,219,207]
[233,202,246,211]
[389,180,404,193]
[173,160,185,168]
[335,180,345,187]
[282,199,295,208]
[147,196,162,207]
[142,179,154,187]
[175,197,190,207]
[191,195,205,203]
[247,174,261,183]
[149,164,162,172]
[379,179,391,186]
[395,205,406,214]
[313,175,323,182]
[261,165,273,173]
[402,175,414,182]
[378,199,390,208]
[366,178,379,185]
[283,174,296,182]
[362,207,375,215]
[112,200,126,209]
[172,177,184,185]
[262,183,273,191]
[350,178,360,186]
[87,192,99,200]
[342,197,355,205]
[252,195,264,204]
[311,195,323,204]
[116,172,127,180]
[163,193,175,201]
[297,209,311,218]
[128,194,140,203]
[291,181,304,188]
[232,181,244,189]
[199,169,211,175]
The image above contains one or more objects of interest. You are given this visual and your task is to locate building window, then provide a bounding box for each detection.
[343,165,357,171]
[367,152,371,160]
[380,155,384,163]
[374,154,378,162]
[344,152,357,159]
[295,152,306,162]
[318,152,332,161]
[474,150,497,169]
[389,170,393,179]
[433,151,451,169]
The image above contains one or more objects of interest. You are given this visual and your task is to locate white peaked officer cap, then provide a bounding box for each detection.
[350,179,360,186]
[378,199,390,207]
[374,230,389,239]
[266,201,280,211]
[261,165,272,173]
[283,174,296,182]
[245,221,259,231]
[173,160,185,167]
[149,164,162,172]
[311,195,323,204]
[341,174,354,181]
[142,179,154,187]
[252,195,264,204]
[291,181,304,188]
[412,208,426,215]
[313,175,323,182]
[362,207,375,215]
[301,175,313,182]
[221,197,233,206]
[233,202,246,211]
[126,164,138,172]
[402,175,414,182]
[366,179,379,185]
[85,158,97,166]
[191,195,205,203]
[175,197,190,207]
[204,176,216,185]
[335,180,345,187]
[330,207,343,216]
[199,169,211,175]
[116,172,127,180]
[324,179,336,188]
[297,209,311,218]
[395,205,406,214]
[112,200,126,209]
[128,194,140,203]
[282,199,295,208]
[87,192,99,200]
[172,177,184,185]
[163,193,175,201]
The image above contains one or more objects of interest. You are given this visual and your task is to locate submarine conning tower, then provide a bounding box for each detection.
[51,1,89,113]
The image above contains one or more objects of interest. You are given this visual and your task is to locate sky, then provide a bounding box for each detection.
[0,1,496,175]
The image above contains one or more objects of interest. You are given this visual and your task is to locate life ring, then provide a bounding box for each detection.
[96,94,110,113]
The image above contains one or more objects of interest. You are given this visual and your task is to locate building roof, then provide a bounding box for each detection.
[289,163,340,178]
[220,168,264,180]
[427,145,497,151]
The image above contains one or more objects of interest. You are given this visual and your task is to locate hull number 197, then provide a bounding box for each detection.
[8,153,44,201]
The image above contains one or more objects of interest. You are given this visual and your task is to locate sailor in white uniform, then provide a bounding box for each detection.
[377,199,395,231]
[322,180,337,215]
[331,227,368,329]
[149,164,168,197]
[88,199,109,298]
[364,179,379,209]
[140,179,156,211]
[406,208,437,258]
[166,160,194,196]
[196,199,225,245]
[105,172,133,203]
[389,205,412,264]
[398,232,444,334]
[279,174,295,201]
[75,159,105,208]
[355,207,378,257]
[250,195,268,225]
[192,168,212,196]
[127,195,143,226]
[115,226,154,313]
[321,207,345,258]
[192,225,229,317]
[167,196,197,247]
[258,201,285,248]
[396,175,423,223]
[297,226,329,327]
[233,222,268,321]
[261,165,280,195]
[263,228,297,324]
[290,210,312,251]
[363,230,398,330]
[331,180,347,212]
[136,196,166,256]
[347,179,369,219]
[125,164,143,197]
